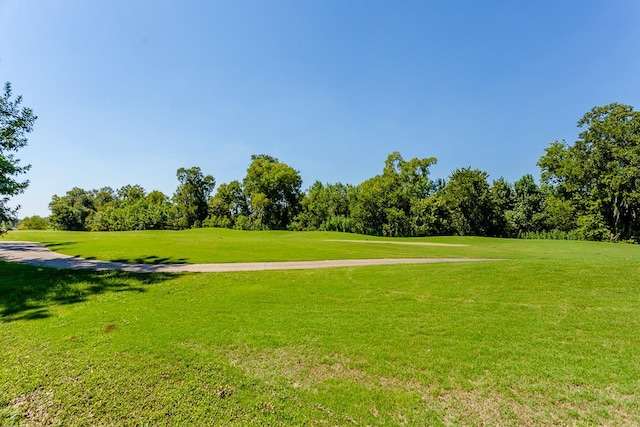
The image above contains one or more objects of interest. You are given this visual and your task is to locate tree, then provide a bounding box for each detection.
[146,190,170,206]
[18,215,49,230]
[93,187,116,210]
[49,187,96,231]
[116,184,146,205]
[540,191,576,232]
[441,167,495,236]
[538,103,640,240]
[0,82,37,233]
[206,180,248,228]
[489,177,515,236]
[410,191,453,236]
[295,181,352,231]
[350,151,437,236]
[173,166,215,229]
[243,155,303,229]
[87,187,173,231]
[507,174,545,235]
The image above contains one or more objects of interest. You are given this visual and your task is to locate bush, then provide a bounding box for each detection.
[203,215,233,229]
[518,229,580,240]
[17,215,49,230]
[320,216,356,233]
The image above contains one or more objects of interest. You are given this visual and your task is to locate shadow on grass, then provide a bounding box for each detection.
[0,261,181,323]
[41,241,77,249]
[111,255,188,265]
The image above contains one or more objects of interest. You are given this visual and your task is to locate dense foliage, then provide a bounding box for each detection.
[538,103,640,241]
[0,82,36,233]
[173,167,215,229]
[45,103,640,241]
[17,214,48,230]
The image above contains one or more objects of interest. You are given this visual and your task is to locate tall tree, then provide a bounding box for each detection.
[489,177,515,236]
[441,167,495,236]
[508,174,545,235]
[49,187,96,231]
[93,187,116,210]
[538,103,640,240]
[173,166,215,229]
[243,155,303,229]
[295,181,352,231]
[351,151,437,236]
[207,180,248,228]
[116,184,146,205]
[0,82,37,232]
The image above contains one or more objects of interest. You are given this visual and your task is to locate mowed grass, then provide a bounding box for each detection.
[1,231,640,425]
[8,228,511,264]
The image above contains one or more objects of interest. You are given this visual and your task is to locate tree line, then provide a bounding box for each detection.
[23,103,640,242]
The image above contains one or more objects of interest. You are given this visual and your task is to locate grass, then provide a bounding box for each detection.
[1,230,640,425]
[7,228,511,264]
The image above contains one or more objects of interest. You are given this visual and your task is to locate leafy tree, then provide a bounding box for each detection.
[49,187,96,231]
[441,167,495,236]
[538,103,640,240]
[295,181,352,231]
[540,192,576,232]
[489,177,515,236]
[116,184,146,205]
[206,180,248,228]
[143,190,174,230]
[243,155,303,229]
[90,189,173,231]
[173,166,215,229]
[351,152,437,236]
[0,82,37,233]
[507,174,545,235]
[350,175,387,236]
[146,190,170,206]
[93,187,116,210]
[18,215,49,230]
[410,191,453,236]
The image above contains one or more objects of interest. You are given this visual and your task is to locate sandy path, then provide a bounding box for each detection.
[0,241,499,273]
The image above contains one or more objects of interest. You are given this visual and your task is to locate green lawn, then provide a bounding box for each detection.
[1,230,640,425]
[7,228,513,264]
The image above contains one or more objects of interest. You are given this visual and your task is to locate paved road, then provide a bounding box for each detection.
[0,241,500,273]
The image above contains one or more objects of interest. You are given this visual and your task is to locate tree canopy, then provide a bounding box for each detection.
[173,167,216,229]
[1,82,36,233]
[243,155,303,230]
[40,102,640,242]
[538,103,640,240]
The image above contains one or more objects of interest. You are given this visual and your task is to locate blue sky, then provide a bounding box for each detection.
[2,1,639,217]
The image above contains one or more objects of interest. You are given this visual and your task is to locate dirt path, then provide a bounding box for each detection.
[0,241,500,273]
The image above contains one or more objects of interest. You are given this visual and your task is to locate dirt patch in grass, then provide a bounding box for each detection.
[10,388,59,426]
[222,346,369,390]
[218,345,639,425]
[433,388,538,426]
[428,385,640,426]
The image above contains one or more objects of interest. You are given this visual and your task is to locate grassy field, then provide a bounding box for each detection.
[1,230,640,425]
[6,229,506,264]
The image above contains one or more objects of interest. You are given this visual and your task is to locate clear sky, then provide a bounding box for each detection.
[2,1,639,217]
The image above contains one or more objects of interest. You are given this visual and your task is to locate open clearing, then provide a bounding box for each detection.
[2,229,640,425]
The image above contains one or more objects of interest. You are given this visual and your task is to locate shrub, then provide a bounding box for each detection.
[17,215,49,230]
